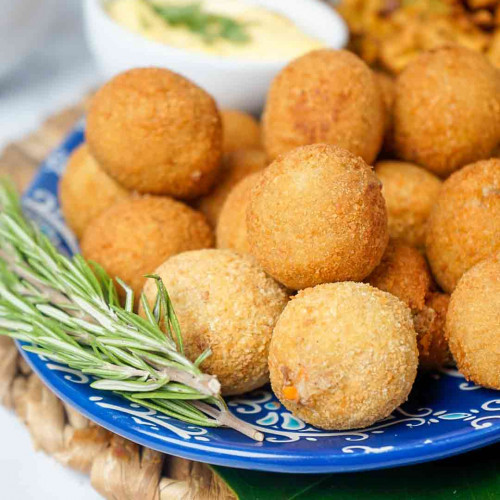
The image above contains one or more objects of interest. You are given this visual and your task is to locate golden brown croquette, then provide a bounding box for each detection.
[414,292,451,370]
[86,68,222,199]
[393,46,500,177]
[262,49,385,164]
[269,282,418,430]
[216,172,260,256]
[366,241,431,312]
[366,241,451,369]
[59,144,129,239]
[196,149,267,226]
[426,158,500,293]
[446,253,500,389]
[374,70,395,143]
[247,144,388,290]
[221,110,261,153]
[81,196,213,298]
[375,160,442,249]
[142,249,289,395]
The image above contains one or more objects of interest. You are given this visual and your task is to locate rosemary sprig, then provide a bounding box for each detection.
[0,178,262,441]
[147,1,251,44]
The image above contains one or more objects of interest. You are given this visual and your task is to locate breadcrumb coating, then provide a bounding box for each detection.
[269,282,418,430]
[375,160,442,249]
[86,68,222,199]
[262,49,385,164]
[59,144,129,239]
[247,144,388,290]
[367,241,431,312]
[394,46,500,177]
[142,249,289,395]
[426,158,500,292]
[216,172,261,256]
[446,253,500,389]
[221,110,261,153]
[366,241,451,369]
[81,196,213,298]
[414,292,451,370]
[196,149,267,226]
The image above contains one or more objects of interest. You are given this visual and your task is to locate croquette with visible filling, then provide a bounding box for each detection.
[375,160,442,249]
[59,144,129,239]
[269,282,418,430]
[247,144,388,290]
[86,68,222,199]
[196,149,267,226]
[141,249,289,395]
[81,196,213,298]
[426,158,500,293]
[446,254,500,389]
[221,110,261,153]
[262,49,385,164]
[393,46,500,177]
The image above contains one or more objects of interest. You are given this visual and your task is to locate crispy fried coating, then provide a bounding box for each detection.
[142,250,289,395]
[247,144,388,290]
[375,160,442,248]
[393,46,500,177]
[86,68,222,199]
[374,71,396,152]
[414,292,451,370]
[81,196,213,298]
[262,49,385,164]
[446,253,500,389]
[426,158,500,293]
[59,144,129,239]
[366,241,451,369]
[196,149,267,226]
[366,241,431,311]
[221,110,261,153]
[216,172,260,256]
[269,282,418,430]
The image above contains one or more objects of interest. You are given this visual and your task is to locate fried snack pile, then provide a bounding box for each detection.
[336,0,500,73]
[58,46,499,433]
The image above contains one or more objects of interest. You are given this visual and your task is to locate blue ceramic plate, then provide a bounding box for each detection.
[18,123,500,473]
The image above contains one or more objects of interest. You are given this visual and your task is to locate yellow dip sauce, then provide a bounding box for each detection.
[107,0,325,60]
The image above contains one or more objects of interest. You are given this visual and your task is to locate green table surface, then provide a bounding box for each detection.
[212,444,499,500]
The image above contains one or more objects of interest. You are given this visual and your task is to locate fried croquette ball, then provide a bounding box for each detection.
[269,282,418,430]
[216,172,260,255]
[247,144,388,290]
[142,249,288,395]
[86,68,222,199]
[366,241,450,369]
[59,144,129,239]
[374,71,395,134]
[393,46,500,177]
[375,161,442,248]
[426,158,500,293]
[196,149,267,226]
[366,241,431,311]
[446,254,500,389]
[81,197,213,298]
[262,50,385,164]
[414,292,451,370]
[221,110,261,153]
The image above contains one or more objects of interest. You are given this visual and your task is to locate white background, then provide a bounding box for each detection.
[0,2,103,498]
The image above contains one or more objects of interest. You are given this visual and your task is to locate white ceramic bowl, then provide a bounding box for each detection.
[0,0,57,80]
[83,0,348,112]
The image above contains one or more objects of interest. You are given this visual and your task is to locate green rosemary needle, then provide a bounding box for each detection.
[0,178,262,441]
